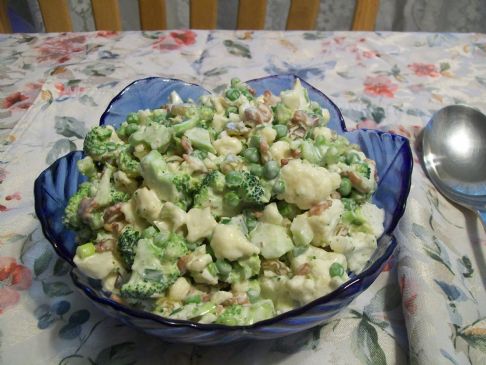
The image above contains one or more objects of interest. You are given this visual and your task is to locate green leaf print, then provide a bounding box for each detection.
[460,256,474,278]
[204,67,229,77]
[55,116,88,139]
[94,342,136,365]
[82,63,115,77]
[53,258,71,276]
[223,40,251,58]
[34,248,53,276]
[302,32,328,40]
[42,281,73,297]
[353,318,387,365]
[364,284,402,315]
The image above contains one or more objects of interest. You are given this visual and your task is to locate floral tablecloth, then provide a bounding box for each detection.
[0,30,485,365]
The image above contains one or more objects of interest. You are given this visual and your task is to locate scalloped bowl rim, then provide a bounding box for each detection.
[34,74,412,332]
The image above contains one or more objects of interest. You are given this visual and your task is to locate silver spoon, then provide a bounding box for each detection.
[422,104,486,229]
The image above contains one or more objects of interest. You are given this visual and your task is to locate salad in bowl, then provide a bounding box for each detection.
[34,75,412,344]
[63,78,385,326]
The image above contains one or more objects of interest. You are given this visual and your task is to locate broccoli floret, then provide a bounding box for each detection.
[77,156,97,179]
[118,226,141,267]
[117,148,140,177]
[215,304,248,325]
[231,171,268,206]
[120,271,172,299]
[110,188,130,204]
[354,162,371,179]
[274,102,292,124]
[193,171,227,216]
[116,121,140,141]
[83,126,123,162]
[63,182,92,230]
[153,232,189,262]
[128,123,172,152]
[120,238,182,299]
[222,255,261,283]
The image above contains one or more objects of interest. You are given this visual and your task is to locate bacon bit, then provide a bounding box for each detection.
[280,158,289,166]
[291,110,308,126]
[335,224,348,236]
[290,149,301,158]
[181,136,193,154]
[201,293,211,302]
[262,259,291,275]
[95,238,115,252]
[257,103,272,123]
[343,171,363,186]
[248,86,256,96]
[295,263,311,276]
[309,200,333,216]
[263,90,278,106]
[104,221,125,235]
[103,203,124,223]
[177,256,189,274]
[253,211,263,219]
[79,198,97,223]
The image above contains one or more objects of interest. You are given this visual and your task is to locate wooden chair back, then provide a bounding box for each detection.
[0,0,380,33]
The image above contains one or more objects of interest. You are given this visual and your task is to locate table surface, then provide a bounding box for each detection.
[0,30,485,365]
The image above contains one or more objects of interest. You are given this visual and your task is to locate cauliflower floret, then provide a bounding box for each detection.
[260,203,285,225]
[286,246,348,305]
[259,275,294,314]
[121,199,148,231]
[313,127,333,140]
[74,251,123,280]
[290,199,344,247]
[269,140,291,163]
[168,277,191,301]
[250,222,294,259]
[185,246,218,285]
[211,291,233,304]
[329,232,377,273]
[278,159,341,209]
[256,126,277,144]
[213,134,243,156]
[211,224,259,261]
[133,187,163,222]
[359,202,385,237]
[153,202,186,233]
[185,207,218,242]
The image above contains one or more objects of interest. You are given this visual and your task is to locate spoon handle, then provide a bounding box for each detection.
[477,209,486,230]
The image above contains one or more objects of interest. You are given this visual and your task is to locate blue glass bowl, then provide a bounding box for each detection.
[34,75,412,345]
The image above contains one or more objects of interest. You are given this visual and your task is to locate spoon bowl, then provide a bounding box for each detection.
[422,104,486,226]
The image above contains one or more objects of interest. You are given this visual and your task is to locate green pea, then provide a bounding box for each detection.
[242,147,260,163]
[263,160,280,180]
[215,259,232,275]
[225,171,243,188]
[76,242,95,259]
[249,135,262,148]
[329,262,345,277]
[225,88,240,101]
[342,198,357,211]
[338,177,352,196]
[224,191,240,208]
[184,295,201,304]
[315,135,327,146]
[273,125,288,139]
[226,106,238,116]
[272,179,286,194]
[249,163,263,177]
[345,152,360,165]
